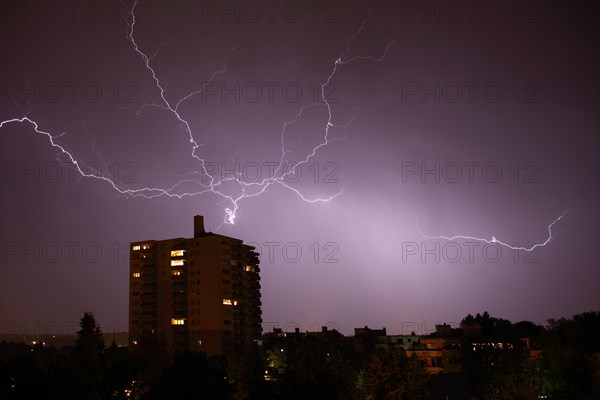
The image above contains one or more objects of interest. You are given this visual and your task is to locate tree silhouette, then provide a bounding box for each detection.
[362,348,430,400]
[142,352,229,400]
[75,312,105,361]
[278,333,357,400]
[72,312,105,399]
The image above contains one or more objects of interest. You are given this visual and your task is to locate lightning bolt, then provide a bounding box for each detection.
[1,1,394,226]
[415,210,568,252]
[2,2,568,253]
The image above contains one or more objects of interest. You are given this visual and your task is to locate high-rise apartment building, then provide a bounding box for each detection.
[129,215,262,355]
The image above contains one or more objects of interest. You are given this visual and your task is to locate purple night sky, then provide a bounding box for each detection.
[1,1,598,336]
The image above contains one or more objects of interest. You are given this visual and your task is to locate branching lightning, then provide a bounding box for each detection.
[0,0,394,226]
[415,210,568,252]
[0,1,569,253]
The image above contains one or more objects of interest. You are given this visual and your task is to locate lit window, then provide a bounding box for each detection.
[171,318,185,325]
[133,245,141,251]
[171,260,184,267]
[142,244,150,250]
[233,300,238,306]
[172,270,182,276]
[171,250,185,257]
[132,272,141,278]
[245,266,255,272]
[223,299,232,305]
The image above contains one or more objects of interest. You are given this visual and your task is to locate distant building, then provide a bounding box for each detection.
[351,324,469,373]
[129,215,262,355]
[264,325,343,340]
[354,326,387,337]
[377,334,422,351]
[353,326,388,352]
[406,324,465,374]
[353,326,422,352]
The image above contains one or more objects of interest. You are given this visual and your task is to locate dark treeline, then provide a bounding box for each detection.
[1,311,599,400]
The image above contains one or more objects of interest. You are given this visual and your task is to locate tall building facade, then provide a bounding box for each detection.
[129,215,262,355]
